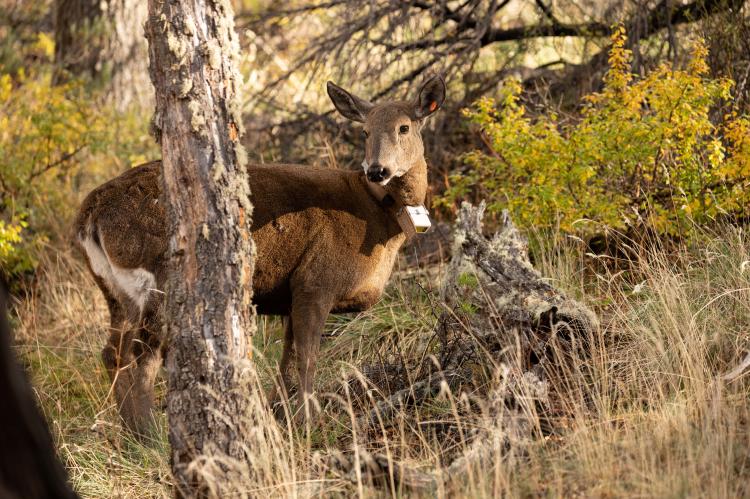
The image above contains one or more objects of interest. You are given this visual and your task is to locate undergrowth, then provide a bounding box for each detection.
[440,28,750,239]
[11,224,750,497]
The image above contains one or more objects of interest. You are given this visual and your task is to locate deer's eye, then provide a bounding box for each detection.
[399,125,410,134]
[362,130,369,139]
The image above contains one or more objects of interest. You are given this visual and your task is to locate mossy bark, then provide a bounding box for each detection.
[144,0,255,496]
[439,202,599,372]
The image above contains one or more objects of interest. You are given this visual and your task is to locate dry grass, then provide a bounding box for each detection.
[10,227,750,498]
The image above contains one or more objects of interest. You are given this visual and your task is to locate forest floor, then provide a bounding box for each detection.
[11,226,750,498]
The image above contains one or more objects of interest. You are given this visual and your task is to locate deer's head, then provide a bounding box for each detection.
[327,75,445,185]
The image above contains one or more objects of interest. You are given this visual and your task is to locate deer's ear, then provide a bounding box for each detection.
[327,82,374,123]
[414,74,446,119]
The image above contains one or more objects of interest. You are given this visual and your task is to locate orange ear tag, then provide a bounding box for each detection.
[429,101,438,112]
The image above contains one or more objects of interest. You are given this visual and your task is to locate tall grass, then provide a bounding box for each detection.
[12,227,750,497]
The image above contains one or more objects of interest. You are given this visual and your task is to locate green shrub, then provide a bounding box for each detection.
[439,27,750,238]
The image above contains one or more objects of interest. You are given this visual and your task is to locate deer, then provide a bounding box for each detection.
[73,75,446,435]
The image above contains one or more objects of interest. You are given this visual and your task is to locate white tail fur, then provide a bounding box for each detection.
[79,229,156,316]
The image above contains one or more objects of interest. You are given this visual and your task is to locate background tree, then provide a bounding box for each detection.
[145,0,255,495]
[54,0,151,110]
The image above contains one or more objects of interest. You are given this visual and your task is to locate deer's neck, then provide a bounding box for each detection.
[383,159,428,207]
[361,159,429,239]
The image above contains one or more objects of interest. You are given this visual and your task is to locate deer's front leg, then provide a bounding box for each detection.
[290,289,333,422]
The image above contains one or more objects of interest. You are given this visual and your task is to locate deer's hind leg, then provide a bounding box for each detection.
[97,279,163,440]
[289,287,335,423]
[104,310,163,440]
[120,313,162,439]
[98,278,128,381]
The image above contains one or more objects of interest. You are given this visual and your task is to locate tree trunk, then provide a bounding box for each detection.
[0,284,79,498]
[144,0,255,496]
[54,0,151,110]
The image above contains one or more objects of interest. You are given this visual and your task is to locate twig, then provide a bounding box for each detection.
[722,351,750,382]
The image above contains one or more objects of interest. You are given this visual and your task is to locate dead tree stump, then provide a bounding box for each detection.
[439,202,599,374]
[326,202,600,492]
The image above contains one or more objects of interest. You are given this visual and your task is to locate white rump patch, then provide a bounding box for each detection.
[80,233,157,314]
[109,265,157,312]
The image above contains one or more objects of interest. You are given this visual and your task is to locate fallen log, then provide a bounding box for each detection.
[355,368,469,429]
[324,366,550,493]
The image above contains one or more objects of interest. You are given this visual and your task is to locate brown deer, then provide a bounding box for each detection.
[74,75,445,434]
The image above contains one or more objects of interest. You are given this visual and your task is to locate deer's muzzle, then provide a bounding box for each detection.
[366,163,390,183]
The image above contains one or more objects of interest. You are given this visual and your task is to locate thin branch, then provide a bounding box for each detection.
[27,145,86,182]
[481,20,611,44]
[236,0,348,23]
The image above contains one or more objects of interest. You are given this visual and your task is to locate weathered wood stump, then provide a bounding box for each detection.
[439,202,599,372]
[324,202,600,491]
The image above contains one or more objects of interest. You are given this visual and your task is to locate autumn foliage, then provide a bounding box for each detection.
[441,27,750,238]
[0,34,155,278]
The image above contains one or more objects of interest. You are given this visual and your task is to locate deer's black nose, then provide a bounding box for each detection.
[367,164,390,183]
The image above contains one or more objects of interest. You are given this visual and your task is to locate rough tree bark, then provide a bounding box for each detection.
[54,0,151,110]
[144,0,255,496]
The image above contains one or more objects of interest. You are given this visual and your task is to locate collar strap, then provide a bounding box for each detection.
[365,180,391,205]
[364,180,418,239]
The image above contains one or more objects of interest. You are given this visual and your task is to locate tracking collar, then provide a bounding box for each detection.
[364,178,431,239]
